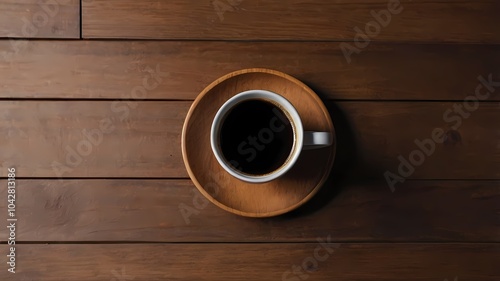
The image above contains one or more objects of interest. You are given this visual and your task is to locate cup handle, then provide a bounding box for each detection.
[303,131,332,150]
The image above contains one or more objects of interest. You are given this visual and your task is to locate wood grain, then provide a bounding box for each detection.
[82,0,500,42]
[0,41,499,100]
[0,179,498,242]
[0,101,498,179]
[0,0,496,279]
[0,243,497,280]
[0,0,79,39]
[0,101,189,178]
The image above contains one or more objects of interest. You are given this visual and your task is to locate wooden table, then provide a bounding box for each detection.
[0,0,499,280]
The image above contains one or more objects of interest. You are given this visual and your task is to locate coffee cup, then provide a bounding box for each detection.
[211,90,332,183]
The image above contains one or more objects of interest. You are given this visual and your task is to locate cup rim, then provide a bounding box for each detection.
[210,90,304,183]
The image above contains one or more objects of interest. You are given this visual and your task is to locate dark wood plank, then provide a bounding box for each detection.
[0,244,497,280]
[82,0,500,42]
[1,41,499,100]
[334,101,500,181]
[0,101,498,179]
[0,179,498,242]
[0,101,189,178]
[0,0,79,39]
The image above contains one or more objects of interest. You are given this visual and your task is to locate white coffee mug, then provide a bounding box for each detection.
[211,90,332,183]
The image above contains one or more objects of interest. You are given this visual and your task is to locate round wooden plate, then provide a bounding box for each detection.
[181,68,336,217]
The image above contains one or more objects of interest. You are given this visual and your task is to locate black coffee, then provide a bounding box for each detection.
[219,99,294,175]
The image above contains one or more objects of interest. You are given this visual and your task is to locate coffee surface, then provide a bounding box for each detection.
[220,99,294,175]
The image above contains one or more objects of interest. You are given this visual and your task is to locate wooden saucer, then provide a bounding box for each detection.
[181,68,336,217]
